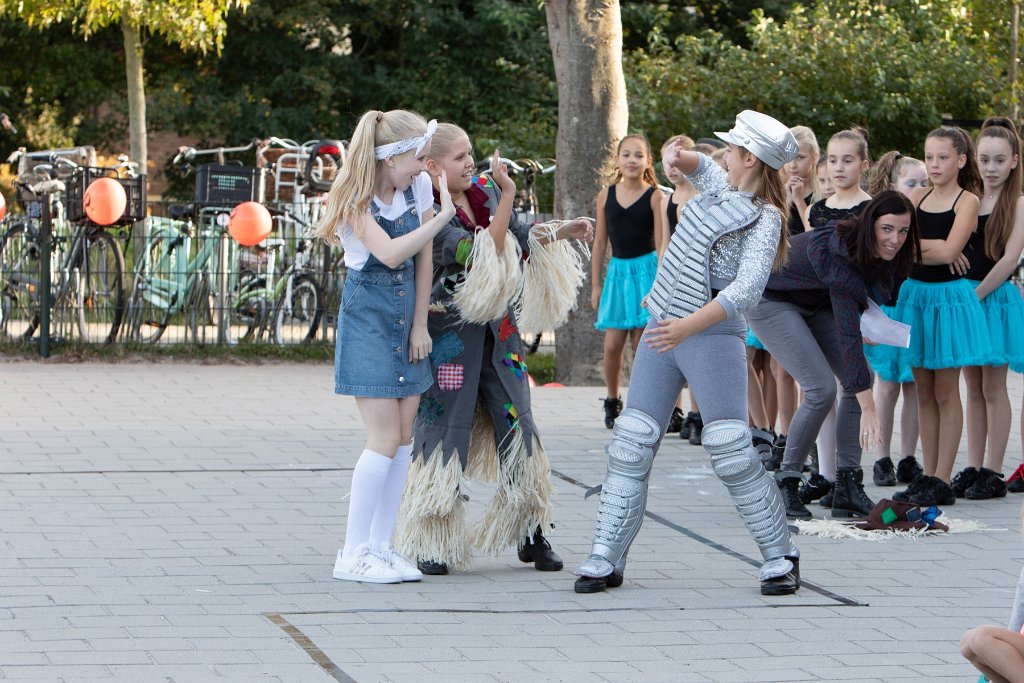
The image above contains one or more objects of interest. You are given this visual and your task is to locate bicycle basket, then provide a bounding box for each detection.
[66,167,148,225]
[195,164,266,206]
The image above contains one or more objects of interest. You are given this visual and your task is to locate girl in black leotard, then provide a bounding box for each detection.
[892,126,989,507]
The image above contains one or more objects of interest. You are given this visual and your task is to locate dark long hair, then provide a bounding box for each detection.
[835,190,920,283]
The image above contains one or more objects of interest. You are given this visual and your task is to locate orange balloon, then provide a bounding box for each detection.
[228,201,272,246]
[0,192,6,221]
[84,177,127,225]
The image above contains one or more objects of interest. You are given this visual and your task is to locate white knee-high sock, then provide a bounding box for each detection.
[369,443,412,552]
[342,449,393,559]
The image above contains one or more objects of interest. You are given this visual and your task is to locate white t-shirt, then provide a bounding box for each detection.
[338,173,434,270]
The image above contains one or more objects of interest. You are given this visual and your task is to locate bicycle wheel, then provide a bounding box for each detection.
[187,272,213,343]
[229,271,269,342]
[272,273,323,345]
[128,229,188,343]
[76,229,126,343]
[0,222,42,339]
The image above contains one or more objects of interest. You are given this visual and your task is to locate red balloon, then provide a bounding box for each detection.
[0,192,6,221]
[542,382,565,388]
[228,201,272,246]
[84,177,127,225]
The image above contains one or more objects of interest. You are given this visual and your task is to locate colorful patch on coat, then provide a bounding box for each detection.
[503,352,528,380]
[430,331,464,366]
[417,397,444,425]
[455,238,474,266]
[471,175,494,188]
[441,271,466,293]
[437,363,464,391]
[503,402,520,431]
[498,314,517,342]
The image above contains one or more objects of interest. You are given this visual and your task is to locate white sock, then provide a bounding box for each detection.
[369,443,412,552]
[342,449,393,559]
[817,401,838,482]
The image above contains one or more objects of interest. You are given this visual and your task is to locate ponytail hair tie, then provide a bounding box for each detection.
[376,111,384,123]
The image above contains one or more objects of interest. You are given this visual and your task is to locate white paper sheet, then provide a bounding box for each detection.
[860,298,911,348]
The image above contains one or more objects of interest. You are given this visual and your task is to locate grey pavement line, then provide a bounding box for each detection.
[0,466,352,475]
[265,612,357,683]
[549,468,865,608]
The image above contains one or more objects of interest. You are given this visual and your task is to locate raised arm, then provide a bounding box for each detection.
[484,149,516,253]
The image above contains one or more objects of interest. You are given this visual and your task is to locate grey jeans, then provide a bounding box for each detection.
[746,299,864,471]
[626,315,748,447]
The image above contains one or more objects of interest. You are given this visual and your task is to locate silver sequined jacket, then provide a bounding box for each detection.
[646,154,782,321]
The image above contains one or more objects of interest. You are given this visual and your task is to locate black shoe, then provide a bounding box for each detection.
[819,491,833,508]
[872,456,897,487]
[831,467,875,518]
[574,571,624,593]
[679,412,693,440]
[908,476,955,507]
[602,397,622,429]
[760,556,800,596]
[799,473,833,504]
[416,559,449,575]
[687,412,703,445]
[896,455,924,483]
[965,467,1008,500]
[517,529,563,571]
[951,467,979,498]
[893,473,929,502]
[778,474,812,520]
[666,407,684,434]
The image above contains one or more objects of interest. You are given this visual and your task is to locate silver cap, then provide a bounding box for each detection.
[714,110,799,170]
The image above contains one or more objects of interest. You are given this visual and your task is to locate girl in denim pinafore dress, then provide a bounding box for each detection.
[334,185,432,397]
[314,110,456,585]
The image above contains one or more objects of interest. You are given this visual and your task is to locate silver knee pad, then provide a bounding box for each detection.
[576,408,660,578]
[703,419,797,569]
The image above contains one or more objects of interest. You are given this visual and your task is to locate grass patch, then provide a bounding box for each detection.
[0,339,334,364]
[526,352,555,385]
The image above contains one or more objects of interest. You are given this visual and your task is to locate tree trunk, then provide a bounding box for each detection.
[544,0,628,386]
[122,18,147,172]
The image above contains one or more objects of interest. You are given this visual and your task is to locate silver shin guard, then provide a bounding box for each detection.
[576,408,660,578]
[703,419,798,578]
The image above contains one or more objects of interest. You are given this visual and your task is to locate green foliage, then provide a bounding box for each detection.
[627,0,1004,158]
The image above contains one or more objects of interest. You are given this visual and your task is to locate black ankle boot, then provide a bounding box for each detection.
[574,570,624,593]
[799,473,833,504]
[687,412,703,445]
[518,527,563,571]
[831,467,874,518]
[602,397,622,429]
[760,556,800,596]
[667,407,684,434]
[778,473,812,520]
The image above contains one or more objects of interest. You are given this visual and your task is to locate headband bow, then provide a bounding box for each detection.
[374,119,437,160]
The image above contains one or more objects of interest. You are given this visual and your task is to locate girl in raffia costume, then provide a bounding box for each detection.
[395,123,592,575]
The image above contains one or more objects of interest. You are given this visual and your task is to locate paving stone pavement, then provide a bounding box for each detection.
[1,358,1022,682]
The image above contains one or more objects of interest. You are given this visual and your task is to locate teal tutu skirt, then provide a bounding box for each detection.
[864,304,914,383]
[970,280,1024,372]
[746,327,765,350]
[595,252,657,330]
[893,278,992,370]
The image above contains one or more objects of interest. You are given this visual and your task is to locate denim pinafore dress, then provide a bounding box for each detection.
[334,186,433,397]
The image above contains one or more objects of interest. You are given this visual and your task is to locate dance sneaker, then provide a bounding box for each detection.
[666,407,685,434]
[904,476,955,507]
[760,556,800,596]
[602,397,623,429]
[378,544,423,582]
[687,412,704,445]
[872,456,897,486]
[965,467,1007,500]
[1008,464,1024,493]
[416,559,449,575]
[517,528,563,571]
[819,491,833,508]
[798,473,833,504]
[893,473,928,503]
[333,548,403,584]
[896,455,924,483]
[951,467,980,498]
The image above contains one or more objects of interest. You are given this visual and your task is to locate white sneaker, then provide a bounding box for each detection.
[332,548,403,584]
[378,544,423,582]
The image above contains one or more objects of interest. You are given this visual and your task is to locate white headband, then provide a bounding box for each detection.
[374,119,437,160]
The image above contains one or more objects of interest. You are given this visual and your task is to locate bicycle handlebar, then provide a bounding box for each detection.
[173,139,260,166]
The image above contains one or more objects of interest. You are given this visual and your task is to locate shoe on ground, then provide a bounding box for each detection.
[679,412,693,440]
[517,529,564,571]
[872,456,897,486]
[760,556,800,596]
[819,490,833,508]
[416,559,449,575]
[377,544,423,582]
[799,473,833,504]
[831,467,874,518]
[778,474,813,520]
[687,412,704,445]
[666,407,684,434]
[907,476,955,507]
[896,455,924,483]
[965,467,1007,500]
[333,548,403,584]
[893,473,928,502]
[1008,464,1024,493]
[951,467,980,498]
[574,570,624,593]
[602,397,623,429]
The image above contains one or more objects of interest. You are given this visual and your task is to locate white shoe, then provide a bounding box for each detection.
[332,548,403,584]
[378,544,423,582]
